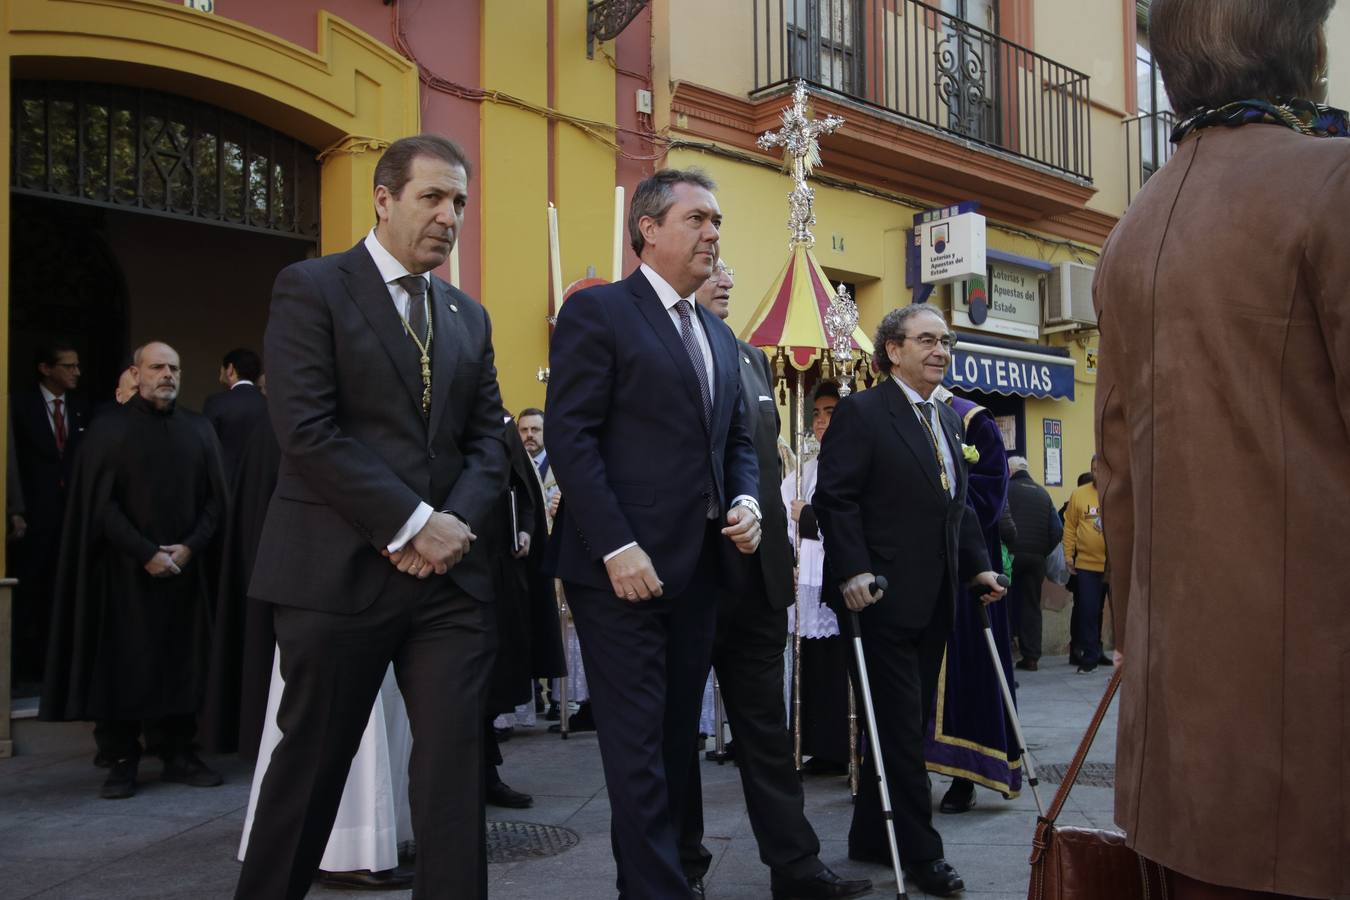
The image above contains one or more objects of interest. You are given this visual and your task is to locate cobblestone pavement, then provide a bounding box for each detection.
[0,655,1119,899]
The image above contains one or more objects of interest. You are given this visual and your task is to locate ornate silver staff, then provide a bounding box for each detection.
[754,81,844,774]
[824,282,862,796]
[707,674,729,763]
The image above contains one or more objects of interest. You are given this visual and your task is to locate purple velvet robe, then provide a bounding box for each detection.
[923,396,1022,796]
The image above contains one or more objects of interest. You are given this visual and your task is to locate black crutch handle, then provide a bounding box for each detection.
[846,576,888,639]
[974,574,1011,628]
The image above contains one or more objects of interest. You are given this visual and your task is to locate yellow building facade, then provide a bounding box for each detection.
[5,0,1346,540]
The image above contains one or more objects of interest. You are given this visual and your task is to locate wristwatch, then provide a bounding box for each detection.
[732,497,762,521]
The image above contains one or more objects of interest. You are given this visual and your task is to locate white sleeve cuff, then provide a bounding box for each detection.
[731,495,761,520]
[387,502,434,553]
[603,541,638,563]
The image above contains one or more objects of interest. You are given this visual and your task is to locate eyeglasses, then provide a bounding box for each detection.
[899,332,956,351]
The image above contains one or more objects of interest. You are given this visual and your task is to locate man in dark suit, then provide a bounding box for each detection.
[1005,455,1062,671]
[234,134,508,900]
[814,304,1004,898]
[9,340,88,686]
[202,347,268,481]
[545,169,762,900]
[680,260,870,900]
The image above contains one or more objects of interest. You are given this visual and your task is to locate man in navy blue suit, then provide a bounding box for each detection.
[545,168,762,900]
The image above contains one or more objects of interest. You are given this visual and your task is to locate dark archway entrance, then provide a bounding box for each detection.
[6,80,322,699]
[9,79,320,407]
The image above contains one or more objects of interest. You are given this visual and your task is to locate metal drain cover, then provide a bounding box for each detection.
[1038,762,1115,788]
[487,821,580,863]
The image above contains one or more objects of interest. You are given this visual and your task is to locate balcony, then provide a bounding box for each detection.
[751,0,1093,182]
[1124,109,1176,202]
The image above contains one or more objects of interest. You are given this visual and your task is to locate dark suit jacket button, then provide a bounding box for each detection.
[429,449,436,459]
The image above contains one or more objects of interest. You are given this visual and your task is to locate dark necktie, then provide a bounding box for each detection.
[396,275,429,345]
[674,300,712,431]
[675,300,719,518]
[52,398,67,456]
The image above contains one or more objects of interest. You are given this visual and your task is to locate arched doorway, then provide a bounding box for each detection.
[9,79,322,407]
[0,0,420,558]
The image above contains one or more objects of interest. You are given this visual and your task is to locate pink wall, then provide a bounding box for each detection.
[211,0,484,295]
[207,0,657,297]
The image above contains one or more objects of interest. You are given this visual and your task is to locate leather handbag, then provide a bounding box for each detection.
[1027,667,1167,899]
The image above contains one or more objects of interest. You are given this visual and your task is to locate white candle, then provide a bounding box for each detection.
[449,240,460,288]
[548,203,564,310]
[612,186,625,282]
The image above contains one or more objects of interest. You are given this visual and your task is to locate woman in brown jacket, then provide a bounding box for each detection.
[1094,1,1348,898]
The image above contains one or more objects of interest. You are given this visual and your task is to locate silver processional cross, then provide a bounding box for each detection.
[756,80,845,249]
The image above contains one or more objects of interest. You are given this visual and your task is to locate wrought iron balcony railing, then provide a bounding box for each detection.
[1124,109,1176,202]
[753,0,1093,181]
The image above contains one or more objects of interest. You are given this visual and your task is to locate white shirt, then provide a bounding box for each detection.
[364,229,435,552]
[39,385,68,437]
[892,375,957,498]
[601,266,758,562]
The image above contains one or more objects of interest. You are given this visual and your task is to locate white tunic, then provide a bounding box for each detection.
[782,459,840,639]
[239,648,413,873]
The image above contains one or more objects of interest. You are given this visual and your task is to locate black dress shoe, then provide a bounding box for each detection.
[687,875,706,899]
[939,778,977,813]
[1076,662,1098,674]
[494,726,514,742]
[548,702,596,733]
[486,780,533,809]
[317,865,415,890]
[771,864,873,899]
[544,702,561,721]
[100,757,139,799]
[1014,658,1038,671]
[904,858,964,897]
[1097,654,1114,667]
[161,752,223,787]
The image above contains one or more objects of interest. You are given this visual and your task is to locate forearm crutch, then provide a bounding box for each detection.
[847,682,860,799]
[975,574,1043,814]
[846,576,908,900]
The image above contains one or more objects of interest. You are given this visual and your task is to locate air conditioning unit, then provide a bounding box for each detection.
[1045,262,1098,328]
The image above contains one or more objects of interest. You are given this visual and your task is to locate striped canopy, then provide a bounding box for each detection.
[742,244,874,371]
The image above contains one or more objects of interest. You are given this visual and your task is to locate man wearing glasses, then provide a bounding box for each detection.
[9,341,87,689]
[813,304,1005,898]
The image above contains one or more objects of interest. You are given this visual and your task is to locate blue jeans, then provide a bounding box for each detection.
[1070,569,1106,665]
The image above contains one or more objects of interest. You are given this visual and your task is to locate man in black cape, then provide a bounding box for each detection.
[481,417,566,808]
[41,341,230,800]
[202,411,281,759]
